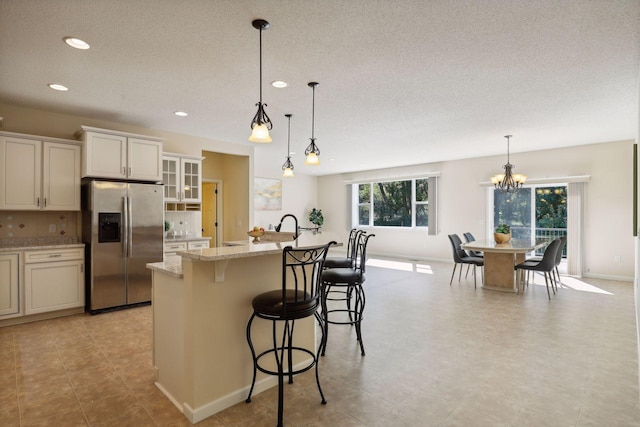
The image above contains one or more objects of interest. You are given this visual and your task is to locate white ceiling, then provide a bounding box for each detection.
[0,0,638,176]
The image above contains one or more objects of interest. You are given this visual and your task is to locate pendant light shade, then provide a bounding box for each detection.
[249,19,272,143]
[304,82,321,165]
[282,114,295,177]
[490,135,527,193]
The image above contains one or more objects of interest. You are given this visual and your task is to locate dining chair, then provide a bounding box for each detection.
[514,238,562,299]
[463,232,484,278]
[448,234,484,288]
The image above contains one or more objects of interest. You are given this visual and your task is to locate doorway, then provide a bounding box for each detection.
[493,185,568,258]
[202,180,222,247]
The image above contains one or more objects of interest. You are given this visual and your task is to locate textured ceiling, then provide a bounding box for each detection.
[0,0,638,176]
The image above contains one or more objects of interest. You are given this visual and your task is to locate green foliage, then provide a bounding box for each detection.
[535,187,567,228]
[373,180,412,226]
[309,208,324,226]
[495,224,511,234]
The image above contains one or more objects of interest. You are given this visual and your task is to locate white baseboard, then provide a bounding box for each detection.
[156,361,309,424]
[583,272,633,282]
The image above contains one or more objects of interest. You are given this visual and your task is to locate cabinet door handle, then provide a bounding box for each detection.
[122,166,126,175]
[44,198,47,207]
[37,197,40,207]
[49,254,62,258]
[128,167,132,176]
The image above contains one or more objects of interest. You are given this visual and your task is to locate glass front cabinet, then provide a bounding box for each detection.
[162,153,203,203]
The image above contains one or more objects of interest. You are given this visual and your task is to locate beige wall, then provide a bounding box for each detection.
[202,151,250,242]
[319,140,635,281]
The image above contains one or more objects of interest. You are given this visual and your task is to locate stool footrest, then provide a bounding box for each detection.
[254,346,318,377]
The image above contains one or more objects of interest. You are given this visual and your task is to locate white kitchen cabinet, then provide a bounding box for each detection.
[42,142,81,210]
[24,248,84,315]
[163,239,209,263]
[187,240,209,250]
[162,153,202,203]
[0,253,20,318]
[164,241,187,264]
[0,132,81,211]
[78,126,164,182]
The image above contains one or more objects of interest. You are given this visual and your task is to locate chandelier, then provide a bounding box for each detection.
[304,82,321,165]
[490,135,527,193]
[282,114,294,177]
[249,19,272,143]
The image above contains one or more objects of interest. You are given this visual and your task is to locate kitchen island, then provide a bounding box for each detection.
[147,232,341,424]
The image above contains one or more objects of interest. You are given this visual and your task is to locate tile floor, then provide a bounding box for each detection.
[1,259,640,426]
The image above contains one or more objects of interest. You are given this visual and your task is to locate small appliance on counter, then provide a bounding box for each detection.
[82,179,164,314]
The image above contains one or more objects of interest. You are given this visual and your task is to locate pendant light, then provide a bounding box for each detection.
[249,19,272,143]
[304,82,321,165]
[490,135,527,193]
[282,114,295,177]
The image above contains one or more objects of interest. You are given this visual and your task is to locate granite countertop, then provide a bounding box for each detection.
[0,237,84,252]
[147,261,183,278]
[179,231,342,262]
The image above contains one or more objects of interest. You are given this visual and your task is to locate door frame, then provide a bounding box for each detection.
[203,179,223,247]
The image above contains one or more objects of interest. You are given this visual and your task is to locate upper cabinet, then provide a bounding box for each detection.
[0,132,81,211]
[163,153,203,203]
[77,126,163,182]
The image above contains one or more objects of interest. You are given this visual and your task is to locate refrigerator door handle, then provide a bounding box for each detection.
[123,196,129,257]
[127,195,133,258]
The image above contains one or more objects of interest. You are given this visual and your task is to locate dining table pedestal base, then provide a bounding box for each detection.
[481,252,526,292]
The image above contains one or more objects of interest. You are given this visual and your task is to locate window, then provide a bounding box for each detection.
[354,178,432,228]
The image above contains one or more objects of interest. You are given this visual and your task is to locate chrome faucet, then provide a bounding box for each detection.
[275,214,299,239]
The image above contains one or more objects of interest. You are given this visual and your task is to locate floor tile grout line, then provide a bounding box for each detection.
[53,318,91,427]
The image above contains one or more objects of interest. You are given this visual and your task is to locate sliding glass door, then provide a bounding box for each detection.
[494,185,567,256]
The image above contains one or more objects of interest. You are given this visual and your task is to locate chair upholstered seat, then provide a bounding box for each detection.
[459,255,484,266]
[252,289,315,318]
[323,256,353,269]
[321,267,365,284]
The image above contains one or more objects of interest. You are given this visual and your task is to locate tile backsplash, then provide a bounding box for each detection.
[164,211,202,237]
[0,211,78,239]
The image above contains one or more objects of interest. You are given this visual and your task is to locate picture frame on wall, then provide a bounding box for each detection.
[254,177,282,211]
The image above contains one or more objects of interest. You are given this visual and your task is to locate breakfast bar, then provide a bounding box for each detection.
[147,231,341,424]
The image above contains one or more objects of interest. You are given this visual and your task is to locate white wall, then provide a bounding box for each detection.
[319,140,635,281]
[252,164,318,233]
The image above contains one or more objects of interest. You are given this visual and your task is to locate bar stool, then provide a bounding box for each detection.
[320,233,375,356]
[245,242,335,427]
[323,228,363,269]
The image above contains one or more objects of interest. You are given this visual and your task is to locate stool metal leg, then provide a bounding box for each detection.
[353,283,366,355]
[245,313,258,403]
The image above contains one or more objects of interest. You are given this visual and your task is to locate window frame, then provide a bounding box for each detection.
[353,177,430,229]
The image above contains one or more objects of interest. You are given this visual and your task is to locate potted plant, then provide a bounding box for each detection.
[308,208,324,233]
[494,224,511,243]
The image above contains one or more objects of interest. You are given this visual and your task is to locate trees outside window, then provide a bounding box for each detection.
[356,178,429,228]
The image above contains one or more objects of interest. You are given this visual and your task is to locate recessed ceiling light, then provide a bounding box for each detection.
[63,37,90,50]
[174,111,188,117]
[48,83,68,91]
[271,80,288,88]
[289,151,296,155]
[329,158,335,161]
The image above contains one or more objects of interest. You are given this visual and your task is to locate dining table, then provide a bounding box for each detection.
[461,238,547,292]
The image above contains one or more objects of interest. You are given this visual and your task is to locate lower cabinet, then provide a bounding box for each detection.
[24,248,84,315]
[0,253,20,318]
[164,239,210,263]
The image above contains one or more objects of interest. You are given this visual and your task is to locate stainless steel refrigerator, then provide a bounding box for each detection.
[82,179,164,313]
